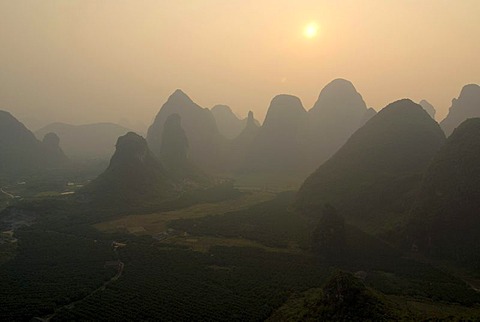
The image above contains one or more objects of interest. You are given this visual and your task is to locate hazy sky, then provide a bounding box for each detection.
[1,0,479,130]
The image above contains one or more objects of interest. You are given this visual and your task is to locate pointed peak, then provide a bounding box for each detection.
[245,110,257,128]
[172,88,187,96]
[168,89,194,104]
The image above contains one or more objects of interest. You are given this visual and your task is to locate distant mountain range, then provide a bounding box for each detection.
[145,79,380,176]
[0,110,69,177]
[211,104,260,140]
[35,122,131,160]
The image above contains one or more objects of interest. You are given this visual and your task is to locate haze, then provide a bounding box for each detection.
[1,0,479,130]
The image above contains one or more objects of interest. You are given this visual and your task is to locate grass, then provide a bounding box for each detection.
[94,191,275,236]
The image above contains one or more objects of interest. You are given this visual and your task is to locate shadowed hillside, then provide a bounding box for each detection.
[409,118,480,268]
[85,132,173,208]
[296,99,446,234]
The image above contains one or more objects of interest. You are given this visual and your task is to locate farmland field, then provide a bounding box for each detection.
[94,191,275,235]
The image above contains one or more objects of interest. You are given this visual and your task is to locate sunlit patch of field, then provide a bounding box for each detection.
[160,235,305,255]
[94,191,275,235]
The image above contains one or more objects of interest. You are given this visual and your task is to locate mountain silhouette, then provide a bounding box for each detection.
[440,84,480,136]
[0,110,68,176]
[304,79,369,168]
[409,118,480,267]
[146,90,225,171]
[419,100,436,120]
[159,114,210,186]
[243,95,307,171]
[35,122,130,160]
[41,132,69,164]
[86,132,173,207]
[360,107,377,127]
[211,104,261,140]
[296,99,446,233]
[228,111,261,171]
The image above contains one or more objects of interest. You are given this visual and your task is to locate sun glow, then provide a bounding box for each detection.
[304,22,319,38]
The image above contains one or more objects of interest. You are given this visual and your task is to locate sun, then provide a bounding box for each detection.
[304,22,319,38]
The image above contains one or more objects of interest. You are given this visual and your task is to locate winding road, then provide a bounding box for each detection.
[0,187,15,199]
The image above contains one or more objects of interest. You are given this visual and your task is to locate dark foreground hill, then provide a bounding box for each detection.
[269,271,398,321]
[36,122,131,160]
[409,118,480,268]
[0,110,68,177]
[296,99,446,234]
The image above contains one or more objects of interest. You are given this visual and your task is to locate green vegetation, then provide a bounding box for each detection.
[52,244,329,321]
[95,191,274,236]
[0,229,116,320]
[1,185,479,321]
[270,271,398,321]
[170,191,310,248]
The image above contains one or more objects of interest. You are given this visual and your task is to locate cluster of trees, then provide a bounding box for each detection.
[54,243,329,321]
[169,192,309,248]
[0,229,116,321]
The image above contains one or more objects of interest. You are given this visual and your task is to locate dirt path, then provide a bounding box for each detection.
[0,187,15,199]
